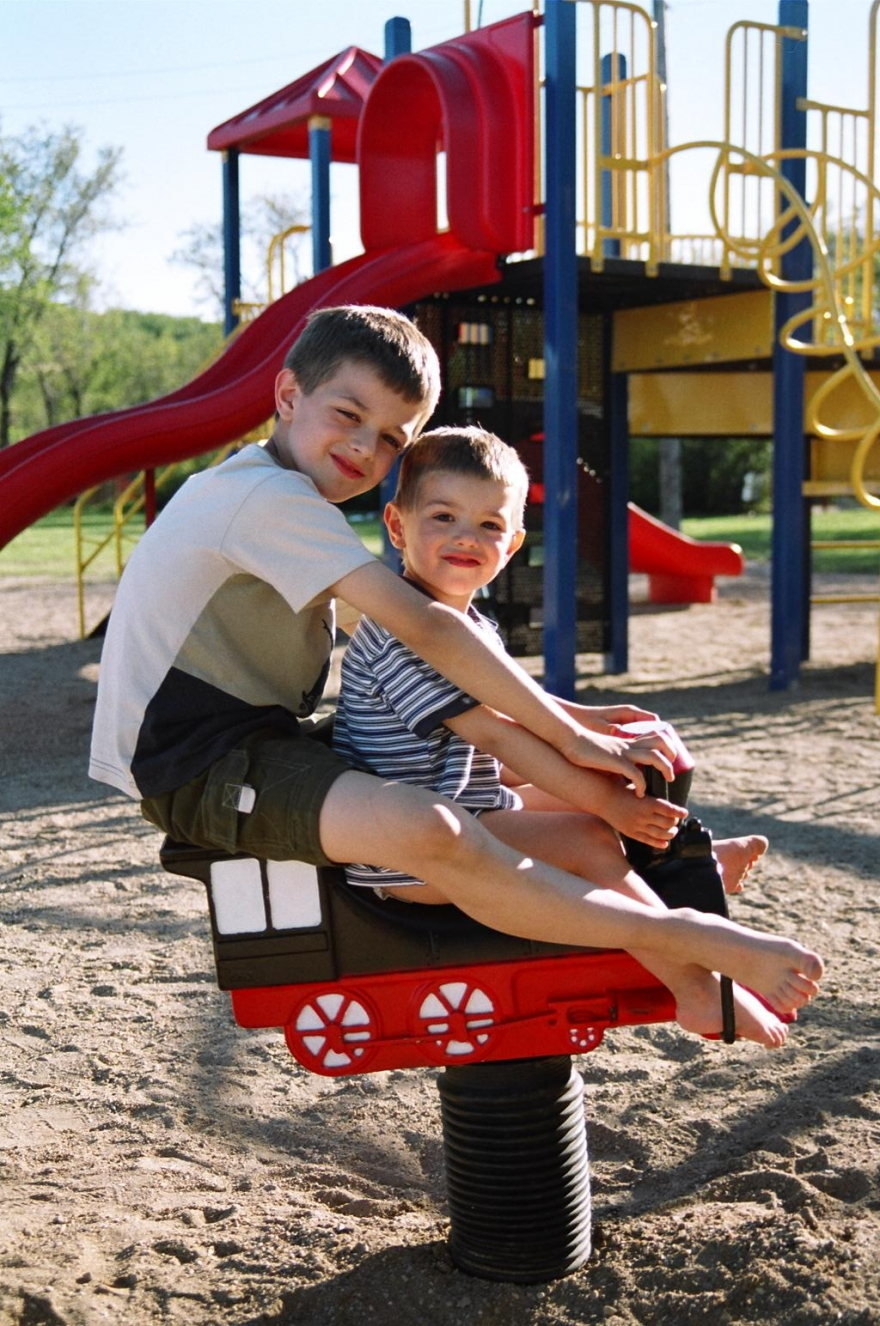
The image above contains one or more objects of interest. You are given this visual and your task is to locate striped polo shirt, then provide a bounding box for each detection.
[333,588,521,888]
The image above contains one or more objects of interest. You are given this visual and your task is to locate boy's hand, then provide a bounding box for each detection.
[595,780,687,848]
[565,702,661,736]
[561,728,676,796]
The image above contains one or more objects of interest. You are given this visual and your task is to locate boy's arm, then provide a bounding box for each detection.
[331,560,675,793]
[446,706,686,849]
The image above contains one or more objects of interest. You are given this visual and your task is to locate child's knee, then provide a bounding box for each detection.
[558,814,623,874]
[414,798,475,860]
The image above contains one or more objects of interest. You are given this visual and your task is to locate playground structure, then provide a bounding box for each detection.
[0,0,878,694]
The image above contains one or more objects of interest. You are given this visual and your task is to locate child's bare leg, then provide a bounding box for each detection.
[479,809,789,1047]
[714,835,769,894]
[318,774,823,1023]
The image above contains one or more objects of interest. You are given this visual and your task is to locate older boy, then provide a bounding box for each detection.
[90,306,822,1048]
[333,425,817,1047]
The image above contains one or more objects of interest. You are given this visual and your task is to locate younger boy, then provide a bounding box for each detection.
[333,425,816,1047]
[89,306,822,1050]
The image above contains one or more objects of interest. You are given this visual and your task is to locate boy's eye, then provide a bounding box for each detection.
[482,521,503,532]
[382,435,403,452]
[337,408,358,422]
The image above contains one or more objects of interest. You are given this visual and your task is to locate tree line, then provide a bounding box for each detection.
[1,121,306,450]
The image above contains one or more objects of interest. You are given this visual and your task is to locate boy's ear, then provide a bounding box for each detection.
[503,528,526,563]
[383,501,406,550]
[274,368,300,419]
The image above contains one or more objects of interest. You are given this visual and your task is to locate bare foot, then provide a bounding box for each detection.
[690,919,824,1016]
[715,834,769,894]
[673,966,788,1048]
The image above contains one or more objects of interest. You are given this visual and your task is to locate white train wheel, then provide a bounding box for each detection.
[414,979,498,1060]
[287,989,377,1075]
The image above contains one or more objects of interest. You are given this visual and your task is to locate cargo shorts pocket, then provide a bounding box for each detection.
[199,746,253,854]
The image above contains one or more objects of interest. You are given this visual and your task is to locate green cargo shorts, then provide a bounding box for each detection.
[140,726,351,866]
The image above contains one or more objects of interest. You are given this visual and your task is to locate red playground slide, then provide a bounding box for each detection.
[629,503,744,604]
[0,234,501,550]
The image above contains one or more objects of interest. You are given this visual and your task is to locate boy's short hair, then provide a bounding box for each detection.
[395,426,529,526]
[284,305,441,422]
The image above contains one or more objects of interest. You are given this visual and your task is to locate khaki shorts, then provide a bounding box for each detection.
[140,727,351,866]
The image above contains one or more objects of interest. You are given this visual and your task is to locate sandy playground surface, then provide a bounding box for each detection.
[1,565,879,1326]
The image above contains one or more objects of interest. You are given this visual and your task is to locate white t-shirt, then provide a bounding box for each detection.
[89,443,374,799]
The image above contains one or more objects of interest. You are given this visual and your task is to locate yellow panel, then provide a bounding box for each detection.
[628,372,773,435]
[629,368,880,448]
[810,437,880,483]
[613,291,773,371]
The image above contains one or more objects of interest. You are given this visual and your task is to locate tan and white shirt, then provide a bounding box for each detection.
[89,444,373,799]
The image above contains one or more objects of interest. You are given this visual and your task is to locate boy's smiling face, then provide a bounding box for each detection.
[385,471,525,612]
[270,362,426,503]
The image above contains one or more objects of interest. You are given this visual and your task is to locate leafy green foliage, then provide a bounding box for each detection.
[631,436,773,516]
[11,303,222,441]
[0,123,124,447]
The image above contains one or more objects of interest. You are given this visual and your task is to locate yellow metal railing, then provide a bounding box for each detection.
[531,0,880,699]
[267,223,311,303]
[73,444,243,639]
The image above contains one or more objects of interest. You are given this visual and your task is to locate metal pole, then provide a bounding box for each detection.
[222,149,241,337]
[770,1,810,689]
[608,357,629,673]
[543,0,579,699]
[309,117,332,275]
[379,18,414,568]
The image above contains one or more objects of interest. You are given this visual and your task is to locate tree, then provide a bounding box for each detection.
[13,303,222,441]
[171,190,310,319]
[0,123,123,448]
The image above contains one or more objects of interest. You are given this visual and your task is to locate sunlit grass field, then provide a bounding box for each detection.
[1,505,878,580]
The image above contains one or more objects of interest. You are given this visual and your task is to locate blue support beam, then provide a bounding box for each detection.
[608,363,629,674]
[309,118,332,275]
[384,16,411,58]
[770,1,810,690]
[379,17,413,568]
[222,149,241,337]
[542,0,579,699]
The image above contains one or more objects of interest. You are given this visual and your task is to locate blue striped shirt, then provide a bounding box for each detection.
[333,602,521,888]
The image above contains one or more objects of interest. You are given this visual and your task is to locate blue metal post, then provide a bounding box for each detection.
[770,2,810,689]
[608,363,629,673]
[543,0,579,699]
[309,117,332,275]
[379,17,413,567]
[222,149,241,336]
[600,52,625,259]
[384,16,411,58]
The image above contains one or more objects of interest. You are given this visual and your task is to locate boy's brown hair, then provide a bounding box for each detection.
[394,426,530,525]
[284,305,441,422]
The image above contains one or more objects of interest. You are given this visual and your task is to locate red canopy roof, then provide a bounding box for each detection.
[207,46,382,163]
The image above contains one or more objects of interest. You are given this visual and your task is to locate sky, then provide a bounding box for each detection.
[1,0,871,320]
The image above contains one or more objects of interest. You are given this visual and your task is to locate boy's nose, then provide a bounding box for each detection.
[348,428,378,457]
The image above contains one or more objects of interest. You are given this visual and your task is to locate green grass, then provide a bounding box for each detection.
[3,505,877,581]
[682,508,880,575]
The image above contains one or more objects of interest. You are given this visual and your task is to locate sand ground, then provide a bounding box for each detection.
[1,567,878,1326]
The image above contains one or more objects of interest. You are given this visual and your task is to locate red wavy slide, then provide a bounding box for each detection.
[629,503,744,604]
[0,234,501,549]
